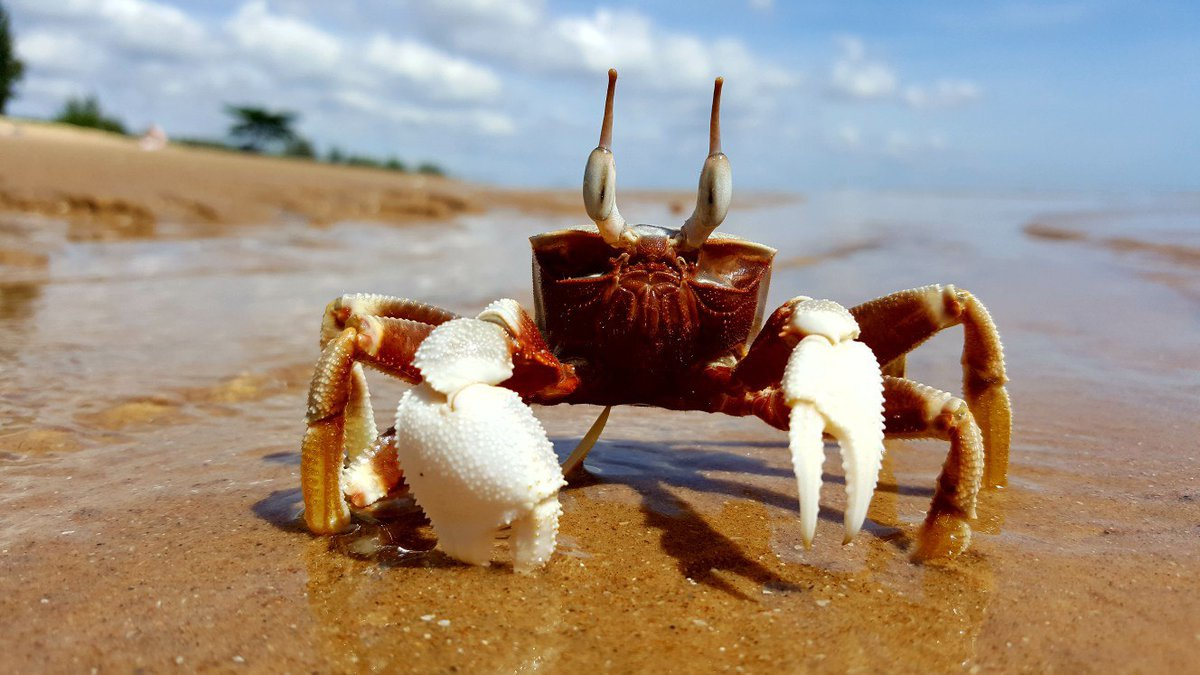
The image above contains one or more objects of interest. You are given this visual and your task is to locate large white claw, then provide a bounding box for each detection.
[782,300,885,548]
[395,317,566,573]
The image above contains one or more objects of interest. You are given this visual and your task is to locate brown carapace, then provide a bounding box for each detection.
[531,224,773,406]
[300,69,1012,563]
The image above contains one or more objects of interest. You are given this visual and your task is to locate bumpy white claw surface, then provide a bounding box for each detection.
[396,317,566,572]
[783,302,885,548]
[411,317,513,395]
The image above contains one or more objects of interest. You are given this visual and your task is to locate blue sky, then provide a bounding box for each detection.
[5,0,1198,191]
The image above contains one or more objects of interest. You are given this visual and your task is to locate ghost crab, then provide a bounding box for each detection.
[300,70,1011,571]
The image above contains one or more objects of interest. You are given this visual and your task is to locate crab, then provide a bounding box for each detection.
[299,70,1011,572]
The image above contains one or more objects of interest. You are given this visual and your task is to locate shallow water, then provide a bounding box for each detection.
[1,192,1197,671]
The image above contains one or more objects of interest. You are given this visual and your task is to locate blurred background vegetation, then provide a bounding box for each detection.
[0,1,444,177]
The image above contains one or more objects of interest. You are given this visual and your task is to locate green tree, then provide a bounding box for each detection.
[54,95,127,134]
[224,104,297,153]
[0,2,25,114]
[416,162,445,177]
[283,136,315,159]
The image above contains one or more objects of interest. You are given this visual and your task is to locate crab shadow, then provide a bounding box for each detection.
[554,435,926,598]
[250,434,936,580]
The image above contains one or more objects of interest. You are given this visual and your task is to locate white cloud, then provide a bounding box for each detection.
[227,1,343,79]
[904,80,982,109]
[749,0,774,11]
[828,36,897,100]
[223,3,502,102]
[16,31,105,76]
[828,36,982,112]
[6,2,983,187]
[364,36,501,102]
[333,89,514,136]
[405,2,796,95]
[9,0,209,59]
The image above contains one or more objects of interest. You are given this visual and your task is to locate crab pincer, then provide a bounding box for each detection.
[390,308,566,573]
[781,299,886,548]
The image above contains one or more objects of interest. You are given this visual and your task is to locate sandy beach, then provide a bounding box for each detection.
[1,122,1197,672]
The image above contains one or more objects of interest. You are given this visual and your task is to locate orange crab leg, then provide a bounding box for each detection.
[731,295,813,391]
[301,296,578,535]
[303,295,456,534]
[849,284,1010,486]
[879,376,985,560]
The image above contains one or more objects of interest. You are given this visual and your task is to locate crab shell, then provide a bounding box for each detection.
[530,224,775,403]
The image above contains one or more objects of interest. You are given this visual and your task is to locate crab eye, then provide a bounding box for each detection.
[583,147,617,222]
[581,69,631,247]
[678,77,733,251]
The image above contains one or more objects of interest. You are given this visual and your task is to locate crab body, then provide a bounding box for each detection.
[300,70,1012,572]
[532,224,772,406]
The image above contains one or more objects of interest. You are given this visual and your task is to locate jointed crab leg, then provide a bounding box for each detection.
[732,295,814,392]
[726,294,990,554]
[850,284,1010,485]
[302,294,458,534]
[560,405,612,478]
[302,296,579,537]
[880,376,985,560]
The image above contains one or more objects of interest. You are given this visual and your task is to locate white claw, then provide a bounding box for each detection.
[782,302,885,548]
[395,317,566,571]
[411,317,513,395]
[788,403,825,549]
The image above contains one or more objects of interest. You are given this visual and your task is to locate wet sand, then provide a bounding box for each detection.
[1,126,1199,672]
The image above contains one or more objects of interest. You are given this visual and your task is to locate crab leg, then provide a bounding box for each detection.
[342,428,401,508]
[302,295,455,534]
[302,296,578,539]
[732,295,813,392]
[881,376,984,560]
[850,284,1010,486]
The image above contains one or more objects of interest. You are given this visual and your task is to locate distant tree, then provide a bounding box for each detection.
[325,146,345,164]
[384,157,407,172]
[283,136,315,159]
[0,2,24,114]
[345,155,382,168]
[174,136,236,152]
[54,95,127,134]
[224,104,297,153]
[416,162,445,177]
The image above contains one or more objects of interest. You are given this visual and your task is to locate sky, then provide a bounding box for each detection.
[4,0,1198,191]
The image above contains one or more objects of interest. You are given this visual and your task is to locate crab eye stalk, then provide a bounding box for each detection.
[583,69,635,247]
[677,77,732,251]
